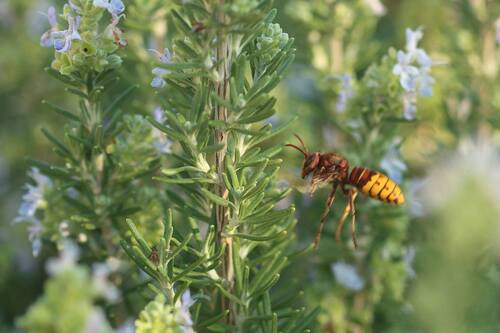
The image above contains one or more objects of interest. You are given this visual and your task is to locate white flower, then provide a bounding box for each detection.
[331,261,365,291]
[82,308,112,333]
[176,290,195,333]
[92,262,120,302]
[363,0,386,16]
[59,221,70,237]
[405,28,423,53]
[46,241,80,275]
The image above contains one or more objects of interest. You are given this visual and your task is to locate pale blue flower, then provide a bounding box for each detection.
[176,290,195,333]
[393,28,435,120]
[151,107,172,153]
[405,28,423,53]
[151,67,170,89]
[160,48,171,64]
[402,91,417,120]
[28,224,43,257]
[331,262,365,291]
[417,70,434,97]
[40,6,57,48]
[15,167,50,257]
[393,51,419,92]
[16,168,52,223]
[46,241,80,275]
[153,106,165,123]
[82,309,112,333]
[93,0,125,17]
[92,262,120,302]
[151,77,166,89]
[52,15,81,53]
[380,138,407,183]
[150,49,172,88]
[336,74,353,112]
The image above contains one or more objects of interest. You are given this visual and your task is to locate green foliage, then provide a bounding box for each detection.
[3,0,500,332]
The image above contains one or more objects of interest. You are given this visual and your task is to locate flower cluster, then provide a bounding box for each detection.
[135,292,195,333]
[39,0,126,76]
[15,168,52,256]
[392,28,435,120]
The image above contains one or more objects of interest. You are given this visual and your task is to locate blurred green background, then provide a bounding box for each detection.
[1,0,500,332]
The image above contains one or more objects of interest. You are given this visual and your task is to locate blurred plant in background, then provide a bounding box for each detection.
[1,0,500,332]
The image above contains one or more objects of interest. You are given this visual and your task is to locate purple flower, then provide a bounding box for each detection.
[52,15,81,53]
[159,48,171,64]
[40,6,58,48]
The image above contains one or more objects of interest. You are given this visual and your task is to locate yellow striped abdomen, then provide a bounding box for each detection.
[348,167,405,205]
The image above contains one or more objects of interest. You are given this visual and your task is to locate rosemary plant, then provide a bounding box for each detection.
[123,0,317,331]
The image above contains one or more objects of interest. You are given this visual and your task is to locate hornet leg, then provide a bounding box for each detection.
[314,183,338,249]
[335,187,358,248]
[349,190,358,248]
